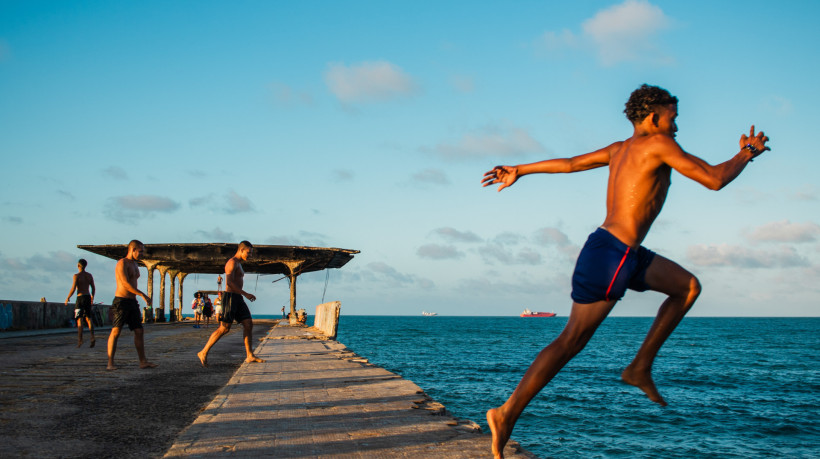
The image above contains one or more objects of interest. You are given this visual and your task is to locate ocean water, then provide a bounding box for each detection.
[333,316,819,458]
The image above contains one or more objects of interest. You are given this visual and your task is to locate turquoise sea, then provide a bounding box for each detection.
[329,316,819,458]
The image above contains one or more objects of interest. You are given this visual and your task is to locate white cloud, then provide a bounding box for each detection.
[536,0,674,67]
[324,61,418,104]
[687,244,810,269]
[190,191,254,214]
[417,243,463,260]
[582,0,673,66]
[425,125,545,161]
[3,216,22,224]
[745,220,820,243]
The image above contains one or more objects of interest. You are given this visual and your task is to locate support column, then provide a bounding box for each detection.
[143,262,157,323]
[176,272,188,322]
[167,269,179,322]
[156,266,168,323]
[284,261,304,325]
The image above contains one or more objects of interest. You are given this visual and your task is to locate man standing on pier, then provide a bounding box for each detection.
[65,258,96,348]
[480,84,769,458]
[197,241,265,366]
[107,240,157,370]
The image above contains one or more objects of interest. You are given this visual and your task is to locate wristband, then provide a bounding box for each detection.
[744,143,759,162]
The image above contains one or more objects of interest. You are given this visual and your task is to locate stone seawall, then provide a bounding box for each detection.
[0,299,112,331]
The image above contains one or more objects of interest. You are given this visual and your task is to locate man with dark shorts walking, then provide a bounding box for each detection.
[197,241,265,366]
[107,240,157,370]
[480,84,770,458]
[65,258,96,348]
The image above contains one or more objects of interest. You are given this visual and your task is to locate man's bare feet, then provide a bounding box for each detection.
[90,338,96,348]
[77,338,83,348]
[107,364,117,371]
[487,407,511,459]
[621,366,667,406]
[139,361,158,369]
[197,350,208,367]
[245,355,265,363]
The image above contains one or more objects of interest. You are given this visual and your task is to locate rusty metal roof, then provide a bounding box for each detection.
[77,243,359,275]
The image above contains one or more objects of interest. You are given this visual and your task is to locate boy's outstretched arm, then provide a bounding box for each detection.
[481,143,618,192]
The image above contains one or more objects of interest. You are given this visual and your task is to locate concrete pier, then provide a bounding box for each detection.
[165,321,534,458]
[0,319,534,458]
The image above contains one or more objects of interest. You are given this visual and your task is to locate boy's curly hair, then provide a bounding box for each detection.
[624,84,678,123]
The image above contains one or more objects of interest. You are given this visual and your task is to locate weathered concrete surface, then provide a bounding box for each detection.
[313,300,341,339]
[0,319,274,458]
[165,322,535,458]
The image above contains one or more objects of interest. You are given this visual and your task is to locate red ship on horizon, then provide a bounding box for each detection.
[520,308,556,318]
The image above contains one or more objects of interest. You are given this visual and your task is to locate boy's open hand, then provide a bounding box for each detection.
[740,125,770,159]
[482,165,519,192]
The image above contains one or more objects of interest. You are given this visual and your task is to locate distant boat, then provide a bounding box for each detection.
[520,308,556,318]
[422,311,438,316]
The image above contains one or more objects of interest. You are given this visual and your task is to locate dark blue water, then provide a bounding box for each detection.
[334,316,819,458]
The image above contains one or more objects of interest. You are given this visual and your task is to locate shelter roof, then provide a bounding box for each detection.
[77,243,359,275]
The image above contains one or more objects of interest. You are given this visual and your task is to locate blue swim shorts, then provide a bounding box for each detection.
[571,228,656,304]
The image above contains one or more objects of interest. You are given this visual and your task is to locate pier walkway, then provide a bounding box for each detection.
[165,321,534,458]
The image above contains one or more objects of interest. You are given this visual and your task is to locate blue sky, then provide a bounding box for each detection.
[1,0,817,317]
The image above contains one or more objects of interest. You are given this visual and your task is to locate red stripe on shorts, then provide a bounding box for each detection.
[605,247,630,301]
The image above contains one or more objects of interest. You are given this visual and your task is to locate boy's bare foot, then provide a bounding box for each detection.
[197,350,208,367]
[140,361,158,369]
[621,366,667,406]
[487,407,511,459]
[90,338,96,348]
[106,364,117,371]
[245,355,265,363]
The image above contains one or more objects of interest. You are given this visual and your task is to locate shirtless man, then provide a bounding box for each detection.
[107,240,157,370]
[197,241,265,366]
[480,84,769,458]
[65,258,96,348]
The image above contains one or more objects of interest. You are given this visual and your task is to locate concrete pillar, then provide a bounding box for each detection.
[177,272,188,322]
[284,261,304,325]
[167,269,179,322]
[157,266,168,323]
[143,262,158,323]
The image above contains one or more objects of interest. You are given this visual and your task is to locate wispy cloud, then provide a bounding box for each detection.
[410,168,450,186]
[104,195,179,222]
[417,243,464,260]
[431,227,482,243]
[362,261,433,288]
[324,61,419,104]
[449,74,475,93]
[535,0,674,67]
[687,244,810,269]
[225,190,253,214]
[266,231,329,247]
[196,227,235,242]
[1,250,77,272]
[745,220,820,243]
[478,243,543,266]
[3,216,22,224]
[332,169,355,182]
[190,190,254,214]
[102,166,129,180]
[270,81,314,107]
[424,124,545,161]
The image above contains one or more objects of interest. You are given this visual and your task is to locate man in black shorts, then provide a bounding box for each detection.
[197,241,265,366]
[107,240,157,370]
[65,258,96,347]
